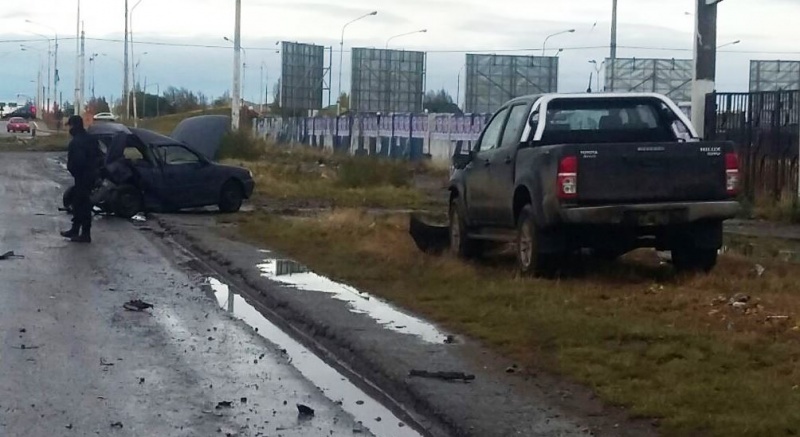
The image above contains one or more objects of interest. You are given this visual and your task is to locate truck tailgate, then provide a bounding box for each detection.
[573,141,730,203]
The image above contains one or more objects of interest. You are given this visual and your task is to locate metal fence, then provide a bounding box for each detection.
[705,90,800,201]
[256,112,491,161]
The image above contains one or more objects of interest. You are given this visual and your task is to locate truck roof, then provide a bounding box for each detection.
[508,92,679,105]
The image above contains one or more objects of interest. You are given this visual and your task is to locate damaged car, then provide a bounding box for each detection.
[63,115,255,218]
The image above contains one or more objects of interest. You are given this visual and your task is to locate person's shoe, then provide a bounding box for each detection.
[60,227,79,238]
[69,234,91,244]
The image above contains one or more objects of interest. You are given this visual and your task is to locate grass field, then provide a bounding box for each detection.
[222,143,800,436]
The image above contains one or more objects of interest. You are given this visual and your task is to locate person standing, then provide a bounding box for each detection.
[61,115,101,243]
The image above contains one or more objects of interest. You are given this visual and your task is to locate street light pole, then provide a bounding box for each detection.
[25,20,58,115]
[124,0,130,119]
[232,0,242,130]
[589,60,605,92]
[74,0,80,115]
[129,0,143,125]
[385,29,427,49]
[338,11,378,115]
[542,29,575,57]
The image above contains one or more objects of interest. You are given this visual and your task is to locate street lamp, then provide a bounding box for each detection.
[554,48,564,57]
[717,39,741,49]
[20,47,43,113]
[589,60,605,92]
[24,33,52,113]
[542,29,575,56]
[338,10,378,115]
[25,20,58,114]
[385,29,427,49]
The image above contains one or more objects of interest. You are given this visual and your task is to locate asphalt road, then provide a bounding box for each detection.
[0,153,383,436]
[0,120,52,138]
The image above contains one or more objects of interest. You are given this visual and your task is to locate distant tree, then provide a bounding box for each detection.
[163,86,206,113]
[424,89,461,114]
[62,101,75,117]
[87,97,111,114]
[337,92,349,112]
[213,91,231,108]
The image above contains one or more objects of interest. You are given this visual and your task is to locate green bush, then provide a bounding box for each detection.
[336,157,412,189]
[217,130,263,161]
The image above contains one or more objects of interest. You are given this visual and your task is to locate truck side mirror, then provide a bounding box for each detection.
[451,143,473,169]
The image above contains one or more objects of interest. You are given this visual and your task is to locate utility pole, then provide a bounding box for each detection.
[74,0,81,115]
[54,35,59,114]
[691,0,721,138]
[231,0,242,130]
[609,0,618,92]
[79,24,85,115]
[123,0,130,119]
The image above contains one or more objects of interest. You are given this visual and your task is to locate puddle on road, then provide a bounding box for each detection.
[207,278,424,437]
[256,257,448,344]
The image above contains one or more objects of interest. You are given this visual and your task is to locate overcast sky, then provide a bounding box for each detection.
[1,0,798,107]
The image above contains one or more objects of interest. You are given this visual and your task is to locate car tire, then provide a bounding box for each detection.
[218,180,244,213]
[112,186,143,219]
[517,205,560,277]
[672,247,718,273]
[449,198,482,259]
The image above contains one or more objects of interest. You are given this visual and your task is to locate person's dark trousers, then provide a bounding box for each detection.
[70,180,93,243]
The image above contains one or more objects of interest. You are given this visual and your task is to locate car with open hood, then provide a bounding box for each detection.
[64,115,255,217]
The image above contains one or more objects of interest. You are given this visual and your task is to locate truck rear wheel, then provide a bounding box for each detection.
[449,199,482,259]
[517,205,560,277]
[672,247,718,273]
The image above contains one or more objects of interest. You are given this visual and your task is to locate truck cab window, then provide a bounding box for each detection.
[477,108,509,152]
[500,105,530,149]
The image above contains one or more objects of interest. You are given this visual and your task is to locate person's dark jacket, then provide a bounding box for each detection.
[67,130,102,187]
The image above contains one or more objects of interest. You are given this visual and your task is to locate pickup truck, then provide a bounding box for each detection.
[448,92,740,276]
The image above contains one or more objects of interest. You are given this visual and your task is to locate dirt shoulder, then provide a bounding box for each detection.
[157,145,800,437]
[155,212,657,437]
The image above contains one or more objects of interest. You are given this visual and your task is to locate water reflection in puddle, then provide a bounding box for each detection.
[257,258,448,344]
[206,278,423,437]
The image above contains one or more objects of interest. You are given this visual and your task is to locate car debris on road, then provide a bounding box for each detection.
[123,299,154,312]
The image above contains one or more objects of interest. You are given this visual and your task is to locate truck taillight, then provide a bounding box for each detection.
[725,152,739,196]
[558,156,578,200]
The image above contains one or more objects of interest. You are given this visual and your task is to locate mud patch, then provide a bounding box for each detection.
[256,256,449,344]
[207,277,424,437]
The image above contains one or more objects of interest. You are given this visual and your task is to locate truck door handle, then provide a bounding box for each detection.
[483,159,490,167]
[504,156,512,164]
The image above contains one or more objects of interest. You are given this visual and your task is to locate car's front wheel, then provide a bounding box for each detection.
[112,186,143,219]
[219,180,244,213]
[448,198,482,259]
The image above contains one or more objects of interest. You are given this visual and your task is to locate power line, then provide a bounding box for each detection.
[5,36,800,56]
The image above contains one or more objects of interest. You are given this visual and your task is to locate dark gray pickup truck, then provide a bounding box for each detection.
[448,93,740,275]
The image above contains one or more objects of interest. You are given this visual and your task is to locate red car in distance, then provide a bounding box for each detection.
[7,118,31,134]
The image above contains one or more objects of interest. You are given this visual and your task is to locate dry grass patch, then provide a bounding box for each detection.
[0,133,70,152]
[234,209,800,437]
[228,145,443,210]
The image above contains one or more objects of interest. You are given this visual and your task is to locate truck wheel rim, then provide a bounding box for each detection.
[519,223,533,267]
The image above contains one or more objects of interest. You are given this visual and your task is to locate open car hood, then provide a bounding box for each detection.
[170,115,231,161]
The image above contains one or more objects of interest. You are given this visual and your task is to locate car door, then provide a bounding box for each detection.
[156,144,216,208]
[485,103,532,226]
[465,107,510,224]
